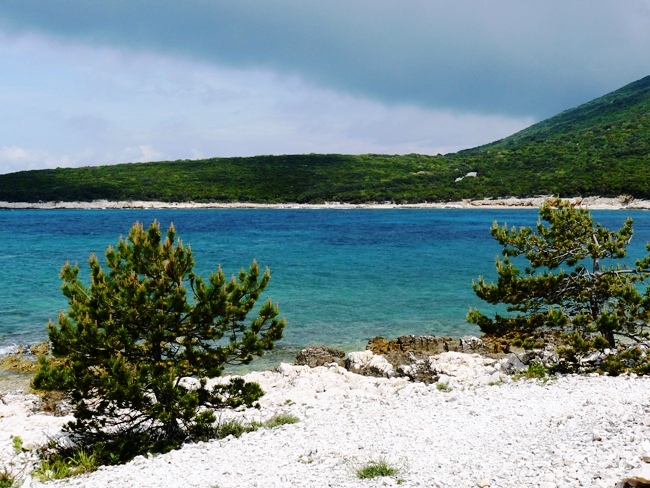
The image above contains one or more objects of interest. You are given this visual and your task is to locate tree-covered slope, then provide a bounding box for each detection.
[0,154,467,203]
[450,75,650,198]
[1,75,649,203]
[476,75,650,148]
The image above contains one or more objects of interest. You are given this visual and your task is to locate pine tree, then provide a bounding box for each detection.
[468,198,650,350]
[33,221,285,458]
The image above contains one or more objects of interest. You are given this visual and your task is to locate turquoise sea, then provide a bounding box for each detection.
[2,208,649,366]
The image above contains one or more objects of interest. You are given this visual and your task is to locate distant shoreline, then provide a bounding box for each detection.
[1,196,650,210]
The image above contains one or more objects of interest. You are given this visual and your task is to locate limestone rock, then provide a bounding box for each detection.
[366,354,395,378]
[459,335,484,351]
[366,335,447,357]
[427,352,504,386]
[295,345,346,368]
[366,337,391,354]
[616,464,650,487]
[345,350,374,375]
[344,351,394,377]
[499,354,526,373]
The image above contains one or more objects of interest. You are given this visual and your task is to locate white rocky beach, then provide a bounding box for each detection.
[2,352,650,487]
[2,195,650,210]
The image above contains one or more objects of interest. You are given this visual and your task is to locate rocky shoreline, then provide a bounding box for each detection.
[1,195,650,210]
[296,334,569,385]
[2,337,650,487]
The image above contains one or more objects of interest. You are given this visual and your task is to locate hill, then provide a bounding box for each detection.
[1,75,649,203]
[451,75,650,198]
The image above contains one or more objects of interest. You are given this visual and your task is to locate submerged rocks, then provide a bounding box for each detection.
[0,354,39,375]
[0,341,49,377]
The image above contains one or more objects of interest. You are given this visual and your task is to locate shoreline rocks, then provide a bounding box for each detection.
[296,335,550,385]
[294,345,346,368]
[297,334,650,386]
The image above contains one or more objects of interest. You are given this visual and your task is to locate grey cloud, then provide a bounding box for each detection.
[1,1,649,119]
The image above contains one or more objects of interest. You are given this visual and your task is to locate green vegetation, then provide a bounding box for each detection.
[0,469,15,488]
[2,75,650,203]
[519,362,549,380]
[10,437,22,455]
[32,221,285,464]
[468,199,650,370]
[216,414,299,438]
[455,75,650,199]
[262,413,300,428]
[356,459,398,480]
[35,448,99,481]
[0,154,458,203]
[0,437,28,488]
[33,414,299,480]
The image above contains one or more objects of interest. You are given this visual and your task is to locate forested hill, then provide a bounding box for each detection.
[1,75,649,203]
[472,75,650,150]
[451,75,650,197]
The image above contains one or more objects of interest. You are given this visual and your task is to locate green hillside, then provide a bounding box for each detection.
[452,75,650,197]
[1,75,649,203]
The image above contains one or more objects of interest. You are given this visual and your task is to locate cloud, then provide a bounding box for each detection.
[0,31,533,174]
[1,1,649,119]
[1,2,648,174]
[0,146,32,162]
[0,146,72,173]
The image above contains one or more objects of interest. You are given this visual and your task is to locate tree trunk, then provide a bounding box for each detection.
[604,330,616,348]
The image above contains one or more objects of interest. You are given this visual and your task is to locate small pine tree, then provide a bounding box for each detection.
[468,198,650,350]
[33,221,285,459]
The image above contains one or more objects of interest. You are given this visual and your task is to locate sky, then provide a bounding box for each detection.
[1,1,650,175]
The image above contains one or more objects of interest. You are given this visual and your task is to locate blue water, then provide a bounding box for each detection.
[1,208,649,365]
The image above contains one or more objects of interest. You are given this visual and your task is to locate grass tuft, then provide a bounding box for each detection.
[264,413,299,428]
[356,459,398,479]
[519,361,549,380]
[216,413,299,439]
[35,447,99,481]
[0,468,15,488]
[11,436,23,454]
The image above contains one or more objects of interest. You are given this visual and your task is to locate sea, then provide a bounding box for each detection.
[2,208,650,368]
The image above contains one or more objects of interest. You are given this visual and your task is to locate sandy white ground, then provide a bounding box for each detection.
[2,355,650,488]
[1,196,650,210]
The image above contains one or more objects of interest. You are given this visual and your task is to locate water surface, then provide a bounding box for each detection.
[1,208,648,365]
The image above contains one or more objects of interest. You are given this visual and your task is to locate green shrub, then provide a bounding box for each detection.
[216,419,257,439]
[213,413,299,439]
[32,221,286,464]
